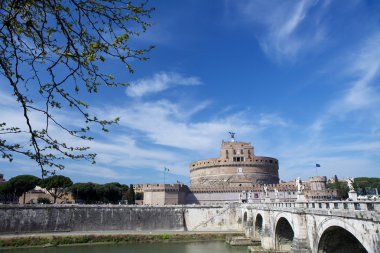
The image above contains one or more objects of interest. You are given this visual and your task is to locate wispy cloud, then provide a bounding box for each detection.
[259,113,291,128]
[104,99,254,152]
[126,72,201,98]
[311,33,380,132]
[329,33,380,115]
[226,0,327,61]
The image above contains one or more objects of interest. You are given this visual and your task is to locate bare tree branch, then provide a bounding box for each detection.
[0,0,154,176]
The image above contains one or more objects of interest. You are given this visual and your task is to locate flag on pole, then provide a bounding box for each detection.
[316,164,321,167]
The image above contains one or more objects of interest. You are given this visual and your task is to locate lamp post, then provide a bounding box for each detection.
[164,167,170,184]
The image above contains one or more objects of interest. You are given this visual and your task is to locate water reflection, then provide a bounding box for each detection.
[2,241,247,253]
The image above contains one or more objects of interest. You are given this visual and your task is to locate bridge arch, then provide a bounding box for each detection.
[316,218,370,253]
[254,213,263,240]
[243,211,248,224]
[275,216,294,251]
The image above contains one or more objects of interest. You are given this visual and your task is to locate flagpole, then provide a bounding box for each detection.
[315,164,321,176]
[164,168,166,185]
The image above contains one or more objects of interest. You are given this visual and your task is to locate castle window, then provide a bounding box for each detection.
[269,160,273,163]
[233,149,236,155]
[240,149,243,154]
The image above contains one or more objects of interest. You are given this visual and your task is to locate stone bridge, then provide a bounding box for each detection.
[241,201,380,253]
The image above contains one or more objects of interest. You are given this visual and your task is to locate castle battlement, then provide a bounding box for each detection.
[189,137,279,186]
[143,184,187,192]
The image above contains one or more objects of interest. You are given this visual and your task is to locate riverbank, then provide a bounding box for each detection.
[0,231,243,249]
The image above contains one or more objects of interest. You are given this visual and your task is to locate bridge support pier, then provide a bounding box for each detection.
[292,237,311,253]
[260,210,276,249]
[291,213,311,253]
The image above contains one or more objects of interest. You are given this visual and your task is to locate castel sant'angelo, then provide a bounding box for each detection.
[189,132,279,187]
[143,133,337,205]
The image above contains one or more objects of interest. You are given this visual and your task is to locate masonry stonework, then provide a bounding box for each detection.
[190,140,279,186]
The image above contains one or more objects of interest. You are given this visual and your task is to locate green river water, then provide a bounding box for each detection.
[1,241,248,253]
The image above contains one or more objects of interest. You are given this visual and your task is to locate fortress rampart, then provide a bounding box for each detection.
[189,140,279,186]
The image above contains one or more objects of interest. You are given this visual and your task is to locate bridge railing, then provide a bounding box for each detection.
[244,200,380,213]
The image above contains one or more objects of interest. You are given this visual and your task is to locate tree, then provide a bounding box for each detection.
[0,182,15,203]
[333,175,342,198]
[98,182,123,204]
[127,183,135,204]
[135,192,143,200]
[70,182,98,204]
[70,182,127,204]
[0,1,154,176]
[41,175,73,203]
[5,174,40,203]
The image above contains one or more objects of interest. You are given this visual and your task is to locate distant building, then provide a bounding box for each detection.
[0,173,5,185]
[143,184,187,205]
[19,186,75,204]
[143,134,338,205]
[132,184,144,193]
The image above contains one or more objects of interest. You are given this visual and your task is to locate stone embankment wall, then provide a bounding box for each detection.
[0,204,242,234]
[185,204,242,231]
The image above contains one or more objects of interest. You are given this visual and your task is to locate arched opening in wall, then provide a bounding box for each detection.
[255,214,263,240]
[318,226,367,253]
[275,217,294,251]
[243,212,247,225]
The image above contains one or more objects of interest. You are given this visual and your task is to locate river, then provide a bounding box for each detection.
[2,241,248,253]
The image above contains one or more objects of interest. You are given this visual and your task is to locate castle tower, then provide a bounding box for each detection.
[189,133,279,186]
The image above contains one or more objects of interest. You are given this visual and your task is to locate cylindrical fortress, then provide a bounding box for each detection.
[309,176,327,191]
[189,140,279,186]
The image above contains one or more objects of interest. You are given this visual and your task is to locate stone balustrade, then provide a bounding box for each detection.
[245,200,380,214]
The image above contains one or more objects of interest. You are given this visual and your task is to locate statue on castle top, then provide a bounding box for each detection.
[263,184,268,197]
[229,131,235,142]
[296,177,304,194]
[346,177,355,192]
[274,188,279,199]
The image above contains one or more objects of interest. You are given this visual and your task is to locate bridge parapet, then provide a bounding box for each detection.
[242,200,380,253]
[244,201,380,221]
[245,200,379,211]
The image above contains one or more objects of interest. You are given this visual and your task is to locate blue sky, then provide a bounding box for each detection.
[1,0,380,184]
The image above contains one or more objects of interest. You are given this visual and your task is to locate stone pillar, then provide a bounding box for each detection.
[348,191,358,201]
[296,193,306,202]
[291,213,311,253]
[264,197,271,203]
[260,210,275,250]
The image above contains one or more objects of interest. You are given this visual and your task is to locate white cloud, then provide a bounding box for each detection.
[226,0,326,61]
[259,113,290,128]
[329,34,380,115]
[311,33,380,133]
[126,72,201,98]
[105,100,254,152]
